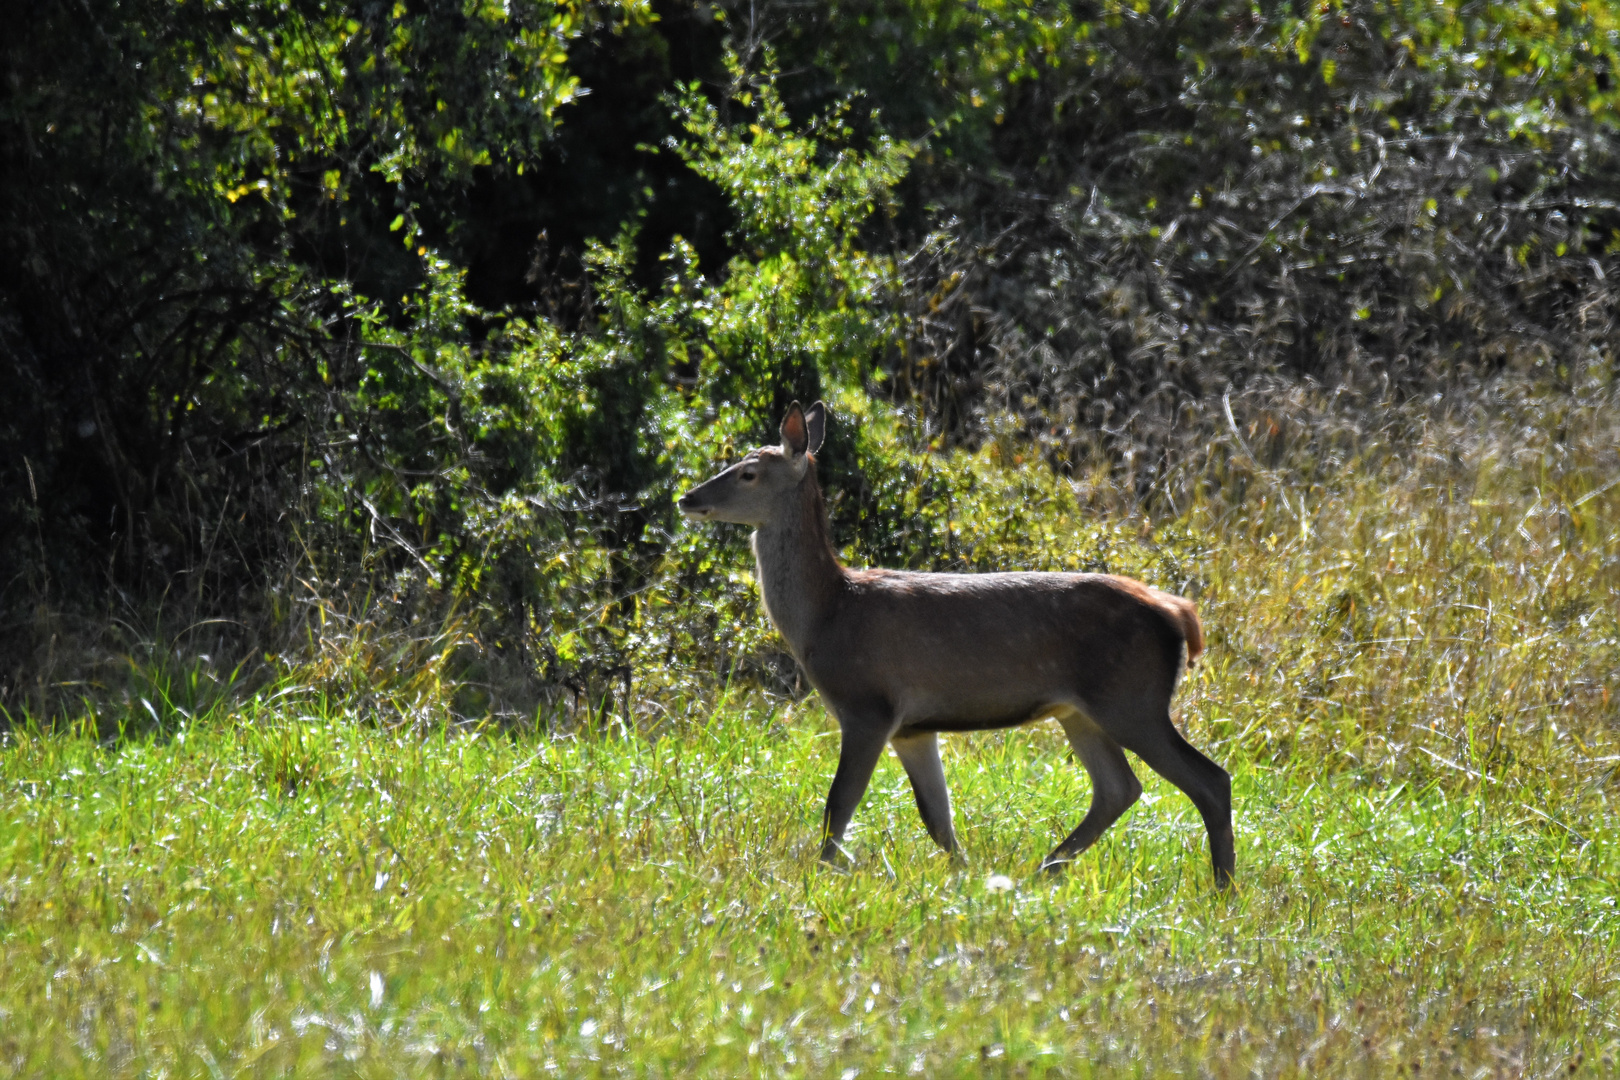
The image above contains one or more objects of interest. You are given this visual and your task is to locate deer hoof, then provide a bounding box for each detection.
[818,841,853,870]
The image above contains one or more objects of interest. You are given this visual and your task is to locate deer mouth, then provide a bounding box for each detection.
[677,495,714,520]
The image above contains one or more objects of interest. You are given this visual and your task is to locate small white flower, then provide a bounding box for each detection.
[985,873,1016,893]
[369,971,385,1009]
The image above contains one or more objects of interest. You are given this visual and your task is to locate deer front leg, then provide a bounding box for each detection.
[891,731,959,855]
[820,717,893,865]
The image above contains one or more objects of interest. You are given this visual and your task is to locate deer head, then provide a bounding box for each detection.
[678,401,826,527]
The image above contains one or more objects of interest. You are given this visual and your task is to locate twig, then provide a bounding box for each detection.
[1223,386,1298,519]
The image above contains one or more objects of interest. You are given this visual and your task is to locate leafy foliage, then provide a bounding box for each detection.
[4,0,1620,715]
[782,0,1620,473]
[0,0,591,602]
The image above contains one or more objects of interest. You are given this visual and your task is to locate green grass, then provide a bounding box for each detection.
[4,390,1619,1076]
[2,698,1617,1077]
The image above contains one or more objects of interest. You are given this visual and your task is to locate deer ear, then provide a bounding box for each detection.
[804,401,826,454]
[780,401,809,456]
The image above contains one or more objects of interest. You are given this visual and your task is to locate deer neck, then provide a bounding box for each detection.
[751,465,844,657]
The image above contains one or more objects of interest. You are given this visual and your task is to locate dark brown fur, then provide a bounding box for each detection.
[679,402,1233,886]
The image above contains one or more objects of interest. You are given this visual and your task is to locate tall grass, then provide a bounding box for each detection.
[2,382,1617,1076]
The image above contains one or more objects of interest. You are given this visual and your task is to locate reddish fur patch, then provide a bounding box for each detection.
[1108,577,1205,665]
[1167,596,1205,663]
[781,408,808,454]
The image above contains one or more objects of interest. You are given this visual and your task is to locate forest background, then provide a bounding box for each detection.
[2,0,1620,1075]
[3,0,1616,719]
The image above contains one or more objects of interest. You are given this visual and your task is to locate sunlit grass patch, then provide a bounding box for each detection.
[2,686,1616,1077]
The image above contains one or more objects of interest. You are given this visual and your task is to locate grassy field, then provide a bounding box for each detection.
[4,391,1619,1077]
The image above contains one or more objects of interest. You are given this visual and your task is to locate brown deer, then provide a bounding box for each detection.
[678,401,1233,887]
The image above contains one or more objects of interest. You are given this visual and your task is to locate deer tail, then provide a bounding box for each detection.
[1157,593,1205,666]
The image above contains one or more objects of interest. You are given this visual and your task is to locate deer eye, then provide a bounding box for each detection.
[740,469,757,482]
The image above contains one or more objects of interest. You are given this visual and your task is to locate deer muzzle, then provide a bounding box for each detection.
[677,492,714,520]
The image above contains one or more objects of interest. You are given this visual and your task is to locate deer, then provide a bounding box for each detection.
[678,401,1234,887]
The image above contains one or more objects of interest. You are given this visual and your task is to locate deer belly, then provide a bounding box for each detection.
[801,608,1084,726]
[885,655,1077,730]
[892,687,1066,730]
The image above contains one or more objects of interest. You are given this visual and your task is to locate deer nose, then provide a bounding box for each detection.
[677,492,709,518]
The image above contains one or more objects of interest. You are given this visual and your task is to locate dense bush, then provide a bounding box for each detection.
[781,0,1620,475]
[3,0,1617,719]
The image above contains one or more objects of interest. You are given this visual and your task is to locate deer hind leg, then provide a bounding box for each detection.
[890,731,958,855]
[1110,710,1235,888]
[1039,710,1142,873]
[820,715,893,865]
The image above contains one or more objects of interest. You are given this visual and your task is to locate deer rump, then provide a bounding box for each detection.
[790,569,1203,735]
